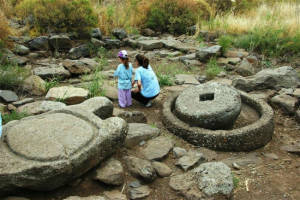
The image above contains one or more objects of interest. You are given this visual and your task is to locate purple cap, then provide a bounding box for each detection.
[118,50,128,59]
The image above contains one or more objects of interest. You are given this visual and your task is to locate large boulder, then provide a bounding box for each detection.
[169,162,233,200]
[136,40,163,51]
[23,75,47,96]
[62,59,92,75]
[18,101,66,115]
[91,28,102,40]
[33,64,71,80]
[0,90,19,103]
[49,35,72,51]
[112,28,127,40]
[235,59,255,76]
[0,97,127,194]
[27,36,49,51]
[161,39,196,53]
[46,86,89,105]
[142,136,174,160]
[103,39,122,49]
[13,44,30,56]
[196,45,222,62]
[69,44,91,59]
[271,94,298,115]
[233,66,300,92]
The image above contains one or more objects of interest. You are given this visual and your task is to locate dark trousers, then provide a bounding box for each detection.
[131,92,159,105]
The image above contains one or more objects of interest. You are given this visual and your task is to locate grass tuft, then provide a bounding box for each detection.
[205,58,223,80]
[2,111,29,124]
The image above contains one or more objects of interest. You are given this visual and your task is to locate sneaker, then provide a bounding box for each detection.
[145,101,152,108]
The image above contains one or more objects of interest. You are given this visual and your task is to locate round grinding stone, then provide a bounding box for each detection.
[174,83,242,129]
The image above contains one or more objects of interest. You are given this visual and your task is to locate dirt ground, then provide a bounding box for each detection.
[7,87,300,200]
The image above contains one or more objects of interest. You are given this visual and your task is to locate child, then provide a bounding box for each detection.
[114,50,133,108]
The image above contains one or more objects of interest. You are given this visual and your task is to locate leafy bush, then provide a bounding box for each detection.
[16,0,97,35]
[0,64,30,90]
[145,0,211,34]
[205,58,223,79]
[2,111,29,124]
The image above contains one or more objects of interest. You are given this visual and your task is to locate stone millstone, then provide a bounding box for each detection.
[0,97,127,194]
[174,83,242,129]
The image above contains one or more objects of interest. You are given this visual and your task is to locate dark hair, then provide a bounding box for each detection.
[135,54,149,69]
[120,57,129,69]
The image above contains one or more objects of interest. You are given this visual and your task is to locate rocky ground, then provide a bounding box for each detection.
[1,26,300,200]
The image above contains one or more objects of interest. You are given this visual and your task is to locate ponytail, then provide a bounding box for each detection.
[121,57,129,69]
[135,54,149,69]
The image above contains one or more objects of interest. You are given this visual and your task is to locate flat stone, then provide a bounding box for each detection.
[0,90,19,103]
[157,50,181,58]
[125,156,156,182]
[224,50,249,58]
[280,144,300,155]
[217,57,241,65]
[13,44,30,56]
[3,197,30,200]
[103,190,127,200]
[236,59,255,77]
[174,74,199,85]
[33,64,71,79]
[23,75,46,95]
[17,101,66,115]
[142,136,174,160]
[12,98,34,107]
[79,58,99,70]
[62,59,92,75]
[49,35,72,51]
[296,110,300,123]
[129,185,151,200]
[46,86,89,105]
[249,90,276,101]
[114,110,147,123]
[222,153,263,168]
[91,28,102,40]
[176,150,206,171]
[161,39,196,53]
[103,85,118,101]
[103,39,121,49]
[28,36,49,51]
[182,59,202,66]
[292,88,300,98]
[196,45,221,62]
[271,94,298,114]
[69,44,91,59]
[173,147,187,158]
[125,123,160,148]
[91,38,105,48]
[137,40,163,50]
[174,83,242,129]
[1,97,125,194]
[233,66,300,92]
[112,28,127,40]
[63,196,106,200]
[152,161,172,177]
[264,153,279,160]
[94,158,124,186]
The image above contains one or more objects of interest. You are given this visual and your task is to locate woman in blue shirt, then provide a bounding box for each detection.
[132,54,160,107]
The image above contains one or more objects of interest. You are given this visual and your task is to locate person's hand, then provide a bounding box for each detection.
[132,88,139,93]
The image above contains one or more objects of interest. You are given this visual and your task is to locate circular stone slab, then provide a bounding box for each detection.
[6,113,95,161]
[174,83,242,129]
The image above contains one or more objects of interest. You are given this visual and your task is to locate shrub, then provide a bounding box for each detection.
[16,0,97,35]
[2,111,29,124]
[0,64,30,90]
[218,35,234,53]
[157,74,174,87]
[145,0,211,34]
[86,67,105,98]
[0,9,11,48]
[205,58,223,79]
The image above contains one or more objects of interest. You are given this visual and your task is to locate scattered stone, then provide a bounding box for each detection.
[232,162,241,170]
[236,59,255,76]
[27,36,49,50]
[173,147,187,158]
[79,58,99,70]
[224,49,249,58]
[280,144,300,155]
[142,136,174,160]
[129,185,151,200]
[112,28,127,40]
[7,104,17,111]
[196,45,221,62]
[63,196,106,200]
[28,52,40,59]
[13,44,30,56]
[293,88,300,98]
[137,40,163,51]
[152,161,172,177]
[33,64,71,79]
[0,90,19,103]
[17,100,66,115]
[94,158,124,186]
[233,66,300,92]
[12,98,34,107]
[1,97,125,193]
[91,38,105,48]
[125,123,160,148]
[246,55,259,65]
[46,86,89,105]
[161,39,195,53]
[194,162,233,197]
[23,75,46,95]
[157,50,181,58]
[91,28,102,40]
[141,28,156,37]
[196,75,207,83]
[103,85,118,101]
[176,150,206,171]
[271,94,298,114]
[49,35,72,51]
[103,190,127,200]
[174,74,200,85]
[125,156,157,181]
[169,173,196,197]
[8,55,29,66]
[115,110,147,123]
[217,57,241,65]
[264,153,279,160]
[249,90,276,101]
[182,59,202,66]
[178,53,196,61]
[3,197,30,200]
[69,44,90,59]
[222,153,263,168]
[103,39,122,49]
[296,110,300,123]
[62,59,92,75]
[278,88,294,95]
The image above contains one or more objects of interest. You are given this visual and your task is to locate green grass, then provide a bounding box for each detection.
[44,78,59,92]
[2,111,29,124]
[86,67,105,98]
[233,175,240,189]
[0,63,30,90]
[218,35,234,53]
[157,74,174,87]
[205,58,224,80]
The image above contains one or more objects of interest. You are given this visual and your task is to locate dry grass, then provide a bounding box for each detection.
[0,9,11,47]
[200,1,300,37]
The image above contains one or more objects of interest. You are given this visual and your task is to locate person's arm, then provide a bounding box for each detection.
[114,65,120,77]
[133,69,142,93]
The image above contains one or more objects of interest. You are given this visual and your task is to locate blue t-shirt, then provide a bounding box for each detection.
[114,63,133,90]
[0,113,2,138]
[135,65,160,98]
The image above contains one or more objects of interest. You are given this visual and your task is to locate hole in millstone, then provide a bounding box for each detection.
[199,93,215,101]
